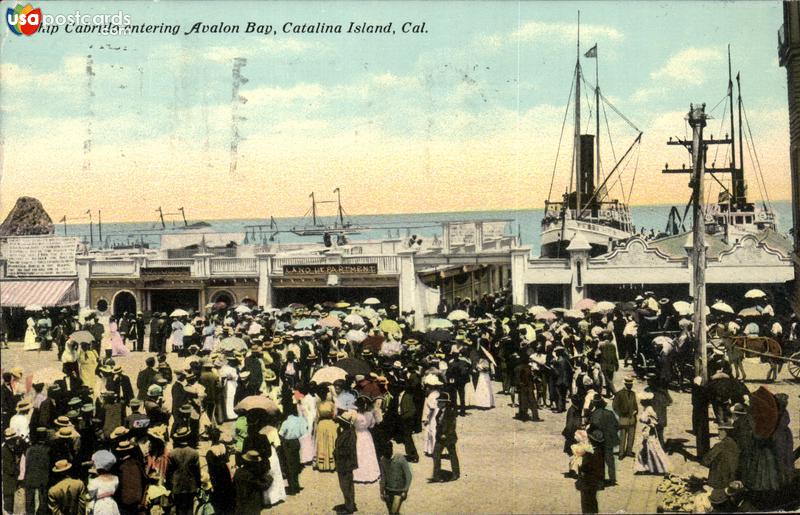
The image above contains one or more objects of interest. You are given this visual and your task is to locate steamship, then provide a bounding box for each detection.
[540,33,641,258]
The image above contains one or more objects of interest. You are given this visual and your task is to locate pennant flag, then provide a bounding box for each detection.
[584,44,597,58]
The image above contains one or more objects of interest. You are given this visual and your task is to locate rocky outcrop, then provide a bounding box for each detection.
[0,196,54,236]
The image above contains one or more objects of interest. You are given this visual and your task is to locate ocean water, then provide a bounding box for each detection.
[60,200,793,253]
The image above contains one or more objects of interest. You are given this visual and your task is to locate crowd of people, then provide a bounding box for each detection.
[1,288,798,514]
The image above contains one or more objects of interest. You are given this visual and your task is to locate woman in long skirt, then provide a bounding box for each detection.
[314,399,337,471]
[473,358,495,409]
[109,317,130,357]
[298,389,317,465]
[264,425,287,506]
[218,358,239,421]
[352,397,381,483]
[169,318,184,355]
[634,395,669,475]
[23,316,39,351]
[421,385,441,457]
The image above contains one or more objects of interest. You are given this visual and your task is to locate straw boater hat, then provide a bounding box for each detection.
[54,416,70,428]
[52,460,72,473]
[10,367,23,379]
[4,428,17,439]
[173,427,191,441]
[264,370,278,383]
[624,376,635,385]
[110,426,129,440]
[239,370,251,380]
[116,440,135,452]
[16,400,31,413]
[242,450,262,463]
[112,365,123,374]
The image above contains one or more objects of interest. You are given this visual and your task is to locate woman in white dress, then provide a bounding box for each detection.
[298,390,317,465]
[264,425,287,506]
[421,378,442,456]
[218,358,238,421]
[169,318,184,355]
[352,397,381,483]
[87,450,121,515]
[23,316,39,351]
[634,394,669,475]
[109,317,129,358]
[473,358,495,409]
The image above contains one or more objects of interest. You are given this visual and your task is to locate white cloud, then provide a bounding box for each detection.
[651,47,723,85]
[511,21,622,43]
[203,37,325,63]
[246,83,325,106]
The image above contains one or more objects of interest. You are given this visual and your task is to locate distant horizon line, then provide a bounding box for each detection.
[45,199,791,227]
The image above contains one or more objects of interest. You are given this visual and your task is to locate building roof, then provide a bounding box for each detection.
[648,229,791,260]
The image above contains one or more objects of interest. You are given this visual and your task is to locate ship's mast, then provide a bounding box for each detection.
[727,46,741,205]
[310,192,317,226]
[574,12,582,217]
[334,187,344,227]
[595,45,601,187]
[736,72,745,204]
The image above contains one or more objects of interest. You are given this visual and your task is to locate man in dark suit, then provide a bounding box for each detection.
[577,430,606,514]
[133,312,146,352]
[552,347,574,413]
[612,377,638,459]
[166,427,200,515]
[432,393,460,482]
[54,366,83,415]
[514,359,541,422]
[389,382,418,462]
[2,428,23,513]
[597,336,619,397]
[136,357,159,401]
[25,427,51,515]
[1,372,18,434]
[588,396,620,486]
[148,314,161,353]
[106,366,134,417]
[47,460,86,515]
[334,414,358,514]
[446,351,471,416]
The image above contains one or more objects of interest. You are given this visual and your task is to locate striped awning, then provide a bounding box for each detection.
[0,280,78,308]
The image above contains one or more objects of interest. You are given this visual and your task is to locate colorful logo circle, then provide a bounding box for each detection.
[6,4,42,36]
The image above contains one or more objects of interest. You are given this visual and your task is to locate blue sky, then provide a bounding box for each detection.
[0,1,790,221]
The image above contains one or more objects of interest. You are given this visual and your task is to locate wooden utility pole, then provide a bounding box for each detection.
[662,103,736,383]
[688,104,709,384]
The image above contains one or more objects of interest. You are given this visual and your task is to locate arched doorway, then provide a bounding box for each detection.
[113,291,137,316]
[210,290,235,310]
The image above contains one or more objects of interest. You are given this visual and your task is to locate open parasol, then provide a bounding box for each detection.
[235,396,279,415]
[361,334,385,352]
[312,366,348,384]
[426,328,453,342]
[318,316,342,329]
[363,297,381,305]
[170,309,189,318]
[68,330,95,345]
[219,336,247,352]
[672,301,692,316]
[738,307,762,318]
[593,301,617,314]
[711,301,734,314]
[234,305,252,314]
[574,298,596,311]
[294,318,316,329]
[527,305,548,315]
[534,310,556,322]
[744,289,767,299]
[344,314,366,326]
[427,318,453,329]
[564,309,585,320]
[447,310,470,321]
[379,319,401,334]
[25,304,43,312]
[345,329,367,343]
[335,357,371,377]
[335,302,351,308]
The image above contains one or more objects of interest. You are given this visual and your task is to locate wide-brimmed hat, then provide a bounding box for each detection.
[147,426,166,441]
[16,400,31,413]
[173,426,191,440]
[147,385,163,398]
[717,423,734,431]
[56,427,75,439]
[116,440,135,452]
[55,416,70,427]
[264,369,277,382]
[110,426,129,440]
[91,450,116,472]
[9,366,23,379]
[239,370,251,380]
[4,428,17,439]
[52,460,72,473]
[242,450,262,463]
[112,365,123,374]
[623,376,634,385]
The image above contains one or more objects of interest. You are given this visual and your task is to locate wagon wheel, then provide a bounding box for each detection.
[788,351,800,380]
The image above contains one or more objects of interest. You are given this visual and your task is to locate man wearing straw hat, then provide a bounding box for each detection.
[234,449,271,513]
[166,427,201,515]
[2,428,24,513]
[47,459,87,514]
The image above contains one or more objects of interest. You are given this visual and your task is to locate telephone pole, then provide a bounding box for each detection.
[662,103,735,383]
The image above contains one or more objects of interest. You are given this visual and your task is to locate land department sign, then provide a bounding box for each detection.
[284,263,378,275]
[2,236,79,277]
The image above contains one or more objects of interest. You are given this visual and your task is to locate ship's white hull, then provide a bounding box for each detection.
[541,219,633,257]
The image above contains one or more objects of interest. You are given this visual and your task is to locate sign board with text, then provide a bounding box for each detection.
[284,263,378,275]
[2,236,79,277]
[447,221,507,246]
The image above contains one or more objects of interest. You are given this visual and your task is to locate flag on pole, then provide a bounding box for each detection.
[584,44,597,58]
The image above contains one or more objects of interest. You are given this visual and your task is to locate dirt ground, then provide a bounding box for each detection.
[2,342,799,514]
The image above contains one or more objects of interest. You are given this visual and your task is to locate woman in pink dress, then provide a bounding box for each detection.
[352,396,381,483]
[109,316,130,357]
